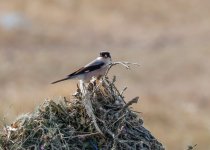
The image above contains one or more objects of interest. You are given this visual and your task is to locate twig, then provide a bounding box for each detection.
[131,110,142,114]
[92,61,139,94]
[119,97,139,113]
[104,79,126,104]
[187,144,197,150]
[110,114,126,127]
[120,87,127,97]
[66,132,100,139]
[105,61,140,77]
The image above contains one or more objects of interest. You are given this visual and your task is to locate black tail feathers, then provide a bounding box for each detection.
[51,77,70,84]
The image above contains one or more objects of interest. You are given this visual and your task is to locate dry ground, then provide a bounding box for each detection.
[0,0,210,149]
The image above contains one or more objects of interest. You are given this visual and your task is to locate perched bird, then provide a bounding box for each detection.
[51,51,112,84]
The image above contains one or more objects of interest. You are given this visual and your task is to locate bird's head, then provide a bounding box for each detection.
[100,51,111,59]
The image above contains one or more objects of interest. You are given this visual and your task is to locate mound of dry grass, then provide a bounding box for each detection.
[0,77,164,150]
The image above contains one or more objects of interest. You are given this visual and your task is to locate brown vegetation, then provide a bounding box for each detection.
[0,78,164,150]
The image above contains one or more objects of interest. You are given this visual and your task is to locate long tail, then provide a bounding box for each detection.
[51,77,70,84]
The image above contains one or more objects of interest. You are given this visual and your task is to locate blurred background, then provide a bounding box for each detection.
[0,0,210,149]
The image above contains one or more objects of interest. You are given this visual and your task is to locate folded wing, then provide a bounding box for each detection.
[51,59,105,84]
[68,60,105,77]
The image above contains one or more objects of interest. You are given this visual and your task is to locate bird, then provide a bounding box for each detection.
[51,51,112,84]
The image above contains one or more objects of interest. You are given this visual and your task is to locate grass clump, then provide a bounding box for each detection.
[0,77,164,150]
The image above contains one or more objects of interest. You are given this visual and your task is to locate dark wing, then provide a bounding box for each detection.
[51,77,70,84]
[68,61,105,77]
[51,62,105,84]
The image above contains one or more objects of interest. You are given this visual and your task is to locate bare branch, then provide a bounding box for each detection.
[119,97,139,113]
[105,61,140,77]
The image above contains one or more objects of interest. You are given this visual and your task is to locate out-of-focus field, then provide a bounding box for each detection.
[0,0,210,149]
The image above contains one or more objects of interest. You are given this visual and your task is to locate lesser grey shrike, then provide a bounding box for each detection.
[51,51,112,84]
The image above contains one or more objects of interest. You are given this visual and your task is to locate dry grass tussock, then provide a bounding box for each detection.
[0,77,164,150]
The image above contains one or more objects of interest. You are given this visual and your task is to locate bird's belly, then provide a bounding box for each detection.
[81,67,107,82]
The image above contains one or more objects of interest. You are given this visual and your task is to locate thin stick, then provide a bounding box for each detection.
[120,87,127,96]
[65,132,100,139]
[119,97,139,113]
[110,114,126,127]
[92,61,139,94]
[105,61,140,77]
